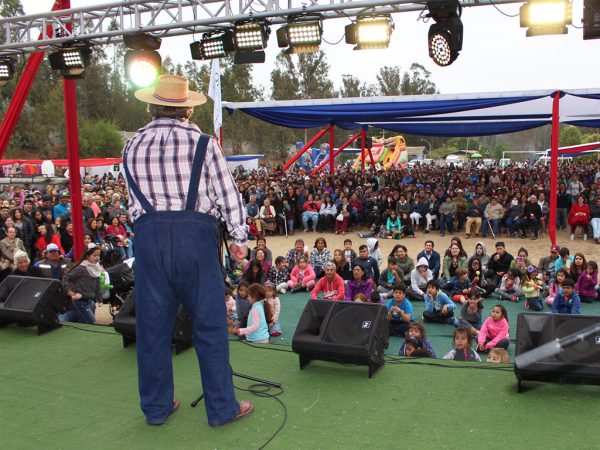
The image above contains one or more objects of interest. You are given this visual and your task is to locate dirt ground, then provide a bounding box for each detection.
[95,228,596,325]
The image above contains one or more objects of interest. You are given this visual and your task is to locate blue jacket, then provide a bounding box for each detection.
[417,250,441,278]
[413,200,425,215]
[425,291,457,313]
[551,290,581,314]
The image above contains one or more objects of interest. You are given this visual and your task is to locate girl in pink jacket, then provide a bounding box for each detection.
[287,256,316,293]
[477,304,510,352]
[546,268,568,306]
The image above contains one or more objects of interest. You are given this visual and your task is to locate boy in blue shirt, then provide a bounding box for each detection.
[551,278,580,314]
[554,247,574,275]
[387,284,413,336]
[423,279,457,324]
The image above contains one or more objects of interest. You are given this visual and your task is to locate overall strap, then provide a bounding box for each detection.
[185,133,210,211]
[124,156,155,213]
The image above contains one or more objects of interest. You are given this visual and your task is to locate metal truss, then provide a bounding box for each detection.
[0,0,524,55]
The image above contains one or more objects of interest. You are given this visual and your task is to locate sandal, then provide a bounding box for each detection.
[465,234,470,239]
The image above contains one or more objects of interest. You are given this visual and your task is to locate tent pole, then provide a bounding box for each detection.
[361,128,366,171]
[549,91,560,246]
[282,127,329,172]
[329,125,335,173]
[311,131,361,175]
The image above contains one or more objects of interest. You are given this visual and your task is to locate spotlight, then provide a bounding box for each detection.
[48,42,93,80]
[520,0,573,36]
[583,0,600,40]
[190,32,235,60]
[277,18,323,54]
[234,22,269,51]
[426,0,463,67]
[0,56,17,86]
[345,14,394,50]
[123,33,162,87]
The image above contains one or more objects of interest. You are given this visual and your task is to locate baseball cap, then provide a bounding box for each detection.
[304,176,310,181]
[550,245,560,253]
[46,243,60,252]
[61,192,70,198]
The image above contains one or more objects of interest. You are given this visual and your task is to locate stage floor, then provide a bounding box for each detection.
[1,323,599,450]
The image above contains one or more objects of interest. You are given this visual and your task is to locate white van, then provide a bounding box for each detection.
[445,155,462,166]
[499,158,511,167]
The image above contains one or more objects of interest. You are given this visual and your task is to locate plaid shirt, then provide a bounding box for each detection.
[122,118,247,246]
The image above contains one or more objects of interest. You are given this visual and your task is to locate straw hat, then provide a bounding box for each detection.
[135,75,206,107]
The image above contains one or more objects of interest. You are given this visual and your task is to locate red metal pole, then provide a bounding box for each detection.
[361,128,366,171]
[367,147,376,168]
[311,131,361,175]
[282,127,329,172]
[329,125,334,173]
[549,91,560,246]
[219,127,223,147]
[0,0,64,158]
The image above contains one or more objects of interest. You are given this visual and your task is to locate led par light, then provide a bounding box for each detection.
[345,14,394,50]
[0,56,17,86]
[123,33,163,87]
[277,20,322,54]
[234,22,269,51]
[426,0,463,67]
[48,42,93,80]
[190,32,235,60]
[520,0,573,36]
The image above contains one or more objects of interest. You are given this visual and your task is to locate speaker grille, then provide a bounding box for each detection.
[4,278,53,311]
[323,304,377,346]
[555,318,600,363]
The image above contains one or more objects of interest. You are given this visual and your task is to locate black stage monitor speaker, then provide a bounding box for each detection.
[113,290,194,355]
[0,276,65,335]
[292,300,389,378]
[514,312,600,392]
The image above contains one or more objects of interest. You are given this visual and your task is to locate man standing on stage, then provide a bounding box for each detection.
[123,75,252,427]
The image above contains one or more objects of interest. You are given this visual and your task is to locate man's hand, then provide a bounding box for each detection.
[494,254,500,261]
[229,243,247,264]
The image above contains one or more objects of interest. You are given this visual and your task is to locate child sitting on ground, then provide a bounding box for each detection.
[551,278,581,314]
[423,279,457,324]
[487,348,510,363]
[225,287,236,321]
[451,267,472,304]
[288,256,316,293]
[399,321,437,358]
[386,284,413,337]
[495,268,525,302]
[343,239,358,268]
[477,304,510,352]
[521,265,544,311]
[246,217,258,240]
[404,336,423,356]
[554,246,574,274]
[454,289,483,335]
[399,212,416,238]
[264,282,282,337]
[378,257,405,299]
[546,267,568,307]
[357,218,385,239]
[235,283,273,344]
[268,256,289,294]
[576,261,598,304]
[443,326,482,361]
[353,293,368,302]
[235,281,251,330]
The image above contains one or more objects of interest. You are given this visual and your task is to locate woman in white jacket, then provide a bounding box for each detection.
[319,194,338,232]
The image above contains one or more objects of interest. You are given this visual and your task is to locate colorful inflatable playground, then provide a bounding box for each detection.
[296,136,407,172]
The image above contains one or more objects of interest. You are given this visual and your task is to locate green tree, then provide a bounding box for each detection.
[493,141,512,160]
[78,119,124,158]
[376,66,401,96]
[400,63,438,95]
[340,74,361,98]
[559,126,582,147]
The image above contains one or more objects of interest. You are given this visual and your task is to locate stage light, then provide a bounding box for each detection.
[123,33,162,87]
[520,0,573,36]
[48,42,93,80]
[0,56,16,86]
[234,22,269,51]
[190,32,235,60]
[277,19,322,54]
[426,0,463,67]
[345,14,394,50]
[583,0,600,40]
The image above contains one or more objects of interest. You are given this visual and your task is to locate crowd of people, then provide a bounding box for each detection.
[226,158,600,361]
[0,173,134,324]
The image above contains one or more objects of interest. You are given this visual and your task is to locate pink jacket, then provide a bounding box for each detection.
[289,264,316,285]
[478,317,509,349]
[545,281,561,306]
[576,271,598,297]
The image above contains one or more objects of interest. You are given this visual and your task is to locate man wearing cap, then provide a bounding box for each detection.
[538,245,561,294]
[122,75,252,427]
[54,192,71,219]
[35,243,75,321]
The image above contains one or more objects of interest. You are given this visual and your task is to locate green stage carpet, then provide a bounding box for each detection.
[1,322,599,450]
[253,291,600,361]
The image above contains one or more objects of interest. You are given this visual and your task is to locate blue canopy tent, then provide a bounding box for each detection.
[225,154,268,172]
[223,88,600,245]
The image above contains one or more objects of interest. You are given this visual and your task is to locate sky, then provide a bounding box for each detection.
[19,0,600,96]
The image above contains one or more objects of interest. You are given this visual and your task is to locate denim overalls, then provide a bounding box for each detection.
[124,134,239,426]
